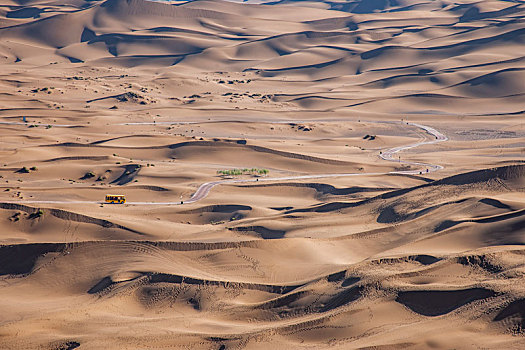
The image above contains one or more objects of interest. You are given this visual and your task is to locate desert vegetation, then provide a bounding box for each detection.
[217,168,269,176]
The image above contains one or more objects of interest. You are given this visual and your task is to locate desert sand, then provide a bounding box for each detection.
[0,0,524,348]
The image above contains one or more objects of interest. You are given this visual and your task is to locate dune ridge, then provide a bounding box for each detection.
[0,0,524,348]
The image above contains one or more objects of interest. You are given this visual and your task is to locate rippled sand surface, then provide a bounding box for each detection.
[0,0,524,348]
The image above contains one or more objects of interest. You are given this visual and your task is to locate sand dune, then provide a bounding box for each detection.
[0,0,524,348]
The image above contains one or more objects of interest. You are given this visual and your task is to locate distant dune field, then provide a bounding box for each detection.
[0,0,524,349]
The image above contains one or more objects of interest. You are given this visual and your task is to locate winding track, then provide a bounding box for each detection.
[380,122,447,171]
[186,121,447,203]
[2,121,447,206]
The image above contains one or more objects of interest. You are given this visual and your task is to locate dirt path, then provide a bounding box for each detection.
[185,121,447,203]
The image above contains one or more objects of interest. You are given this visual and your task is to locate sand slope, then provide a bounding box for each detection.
[0,0,524,348]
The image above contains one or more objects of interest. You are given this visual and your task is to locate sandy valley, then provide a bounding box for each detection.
[0,0,524,348]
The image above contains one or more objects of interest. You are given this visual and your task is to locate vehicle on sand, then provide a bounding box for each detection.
[105,195,126,204]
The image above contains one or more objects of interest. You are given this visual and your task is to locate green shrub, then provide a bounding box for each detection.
[82,171,95,179]
[29,209,44,219]
[217,168,269,176]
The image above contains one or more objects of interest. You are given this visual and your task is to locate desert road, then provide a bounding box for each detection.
[2,121,447,206]
[185,121,447,203]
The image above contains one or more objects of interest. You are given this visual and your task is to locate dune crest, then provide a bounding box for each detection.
[1,0,524,348]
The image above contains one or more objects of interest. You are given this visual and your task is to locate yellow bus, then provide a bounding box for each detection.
[105,194,126,204]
